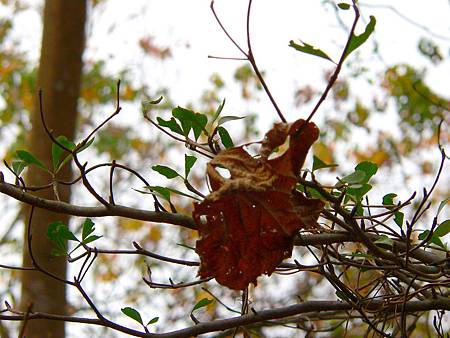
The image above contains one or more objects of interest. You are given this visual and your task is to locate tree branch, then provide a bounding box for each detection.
[0,176,196,230]
[3,298,450,338]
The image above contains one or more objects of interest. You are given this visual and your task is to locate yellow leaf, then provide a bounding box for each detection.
[148,226,162,242]
[119,219,144,231]
[313,141,335,165]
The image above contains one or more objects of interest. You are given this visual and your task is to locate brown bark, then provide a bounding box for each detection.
[20,1,86,337]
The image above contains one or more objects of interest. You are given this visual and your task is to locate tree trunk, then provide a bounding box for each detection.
[20,1,86,337]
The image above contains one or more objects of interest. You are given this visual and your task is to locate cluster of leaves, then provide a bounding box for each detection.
[120,307,159,333]
[382,64,447,135]
[47,218,102,256]
[120,296,214,331]
[147,99,239,149]
[10,136,93,178]
[417,198,450,249]
[309,156,450,249]
[336,161,378,214]
[141,100,248,205]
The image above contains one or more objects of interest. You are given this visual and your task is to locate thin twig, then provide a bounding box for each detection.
[210,0,286,122]
[303,2,361,126]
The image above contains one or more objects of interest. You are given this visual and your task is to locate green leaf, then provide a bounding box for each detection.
[80,219,101,246]
[147,316,159,326]
[307,187,323,200]
[382,193,403,227]
[81,219,95,241]
[145,185,201,201]
[142,97,163,116]
[83,235,103,244]
[344,15,376,59]
[431,234,445,249]
[418,230,429,241]
[218,126,234,148]
[341,170,366,185]
[374,235,394,247]
[437,197,449,217]
[52,137,93,173]
[339,162,377,188]
[16,150,48,172]
[418,230,446,249]
[172,107,208,140]
[11,160,27,176]
[172,107,193,136]
[346,183,372,203]
[296,184,324,199]
[52,136,75,171]
[383,193,405,228]
[354,161,378,184]
[147,96,163,105]
[192,113,208,139]
[156,117,184,135]
[394,211,404,227]
[212,98,226,123]
[217,115,245,126]
[434,220,450,237]
[152,165,181,179]
[47,221,77,242]
[47,221,78,256]
[74,137,95,154]
[337,3,351,10]
[145,185,171,202]
[184,155,197,178]
[121,307,143,325]
[166,187,201,201]
[289,40,334,63]
[312,155,338,171]
[382,193,397,206]
[192,298,213,312]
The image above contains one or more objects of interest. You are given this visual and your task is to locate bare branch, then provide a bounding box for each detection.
[0,178,196,230]
[2,298,450,338]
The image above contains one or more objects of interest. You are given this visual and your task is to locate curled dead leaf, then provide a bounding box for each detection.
[193,119,324,290]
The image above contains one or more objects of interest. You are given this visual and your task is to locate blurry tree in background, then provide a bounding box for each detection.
[19,1,86,337]
[0,1,449,337]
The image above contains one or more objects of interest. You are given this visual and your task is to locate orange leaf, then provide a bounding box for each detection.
[193,119,324,290]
